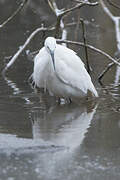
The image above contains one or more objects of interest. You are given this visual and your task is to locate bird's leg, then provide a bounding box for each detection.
[57,97,61,105]
[57,97,67,105]
[69,98,72,104]
[65,98,72,104]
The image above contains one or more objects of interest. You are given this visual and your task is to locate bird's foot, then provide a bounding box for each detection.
[57,97,72,105]
[57,98,66,105]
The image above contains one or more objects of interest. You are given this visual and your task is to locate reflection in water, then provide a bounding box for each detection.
[3,75,22,95]
[31,102,97,150]
[0,93,98,150]
[26,102,97,180]
[3,75,33,105]
[1,101,98,180]
[0,97,98,180]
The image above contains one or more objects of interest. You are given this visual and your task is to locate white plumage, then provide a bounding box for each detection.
[32,37,98,101]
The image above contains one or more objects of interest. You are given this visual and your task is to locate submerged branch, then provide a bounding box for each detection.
[57,39,120,66]
[0,0,28,29]
[2,26,54,75]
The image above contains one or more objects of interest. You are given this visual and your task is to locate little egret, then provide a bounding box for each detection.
[32,37,98,102]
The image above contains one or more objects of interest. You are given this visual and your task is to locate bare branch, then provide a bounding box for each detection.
[107,0,120,10]
[47,0,67,42]
[59,1,98,18]
[100,0,115,21]
[98,62,115,82]
[2,26,54,75]
[57,39,120,66]
[0,0,28,29]
[47,0,62,16]
[100,0,120,51]
[48,0,98,38]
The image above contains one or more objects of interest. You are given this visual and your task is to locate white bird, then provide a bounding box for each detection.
[32,37,98,102]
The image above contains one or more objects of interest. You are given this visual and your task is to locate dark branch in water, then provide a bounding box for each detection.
[57,39,120,66]
[2,26,55,75]
[80,19,91,74]
[0,0,28,29]
[98,62,115,82]
[107,0,120,9]
[98,58,120,83]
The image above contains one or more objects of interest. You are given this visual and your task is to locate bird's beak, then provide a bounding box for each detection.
[50,50,55,70]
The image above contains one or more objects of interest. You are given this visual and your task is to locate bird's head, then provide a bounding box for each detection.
[44,37,56,70]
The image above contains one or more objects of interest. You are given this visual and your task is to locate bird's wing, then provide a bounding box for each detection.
[33,47,49,88]
[55,45,97,95]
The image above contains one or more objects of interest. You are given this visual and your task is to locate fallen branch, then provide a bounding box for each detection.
[57,39,120,66]
[2,26,54,75]
[0,0,28,29]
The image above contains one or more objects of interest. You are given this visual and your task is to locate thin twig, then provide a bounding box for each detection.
[2,26,54,75]
[98,62,115,82]
[80,19,90,73]
[74,9,80,41]
[57,39,120,66]
[107,0,120,10]
[66,19,98,28]
[0,0,28,29]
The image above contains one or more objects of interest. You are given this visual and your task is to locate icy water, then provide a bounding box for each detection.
[0,0,120,180]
